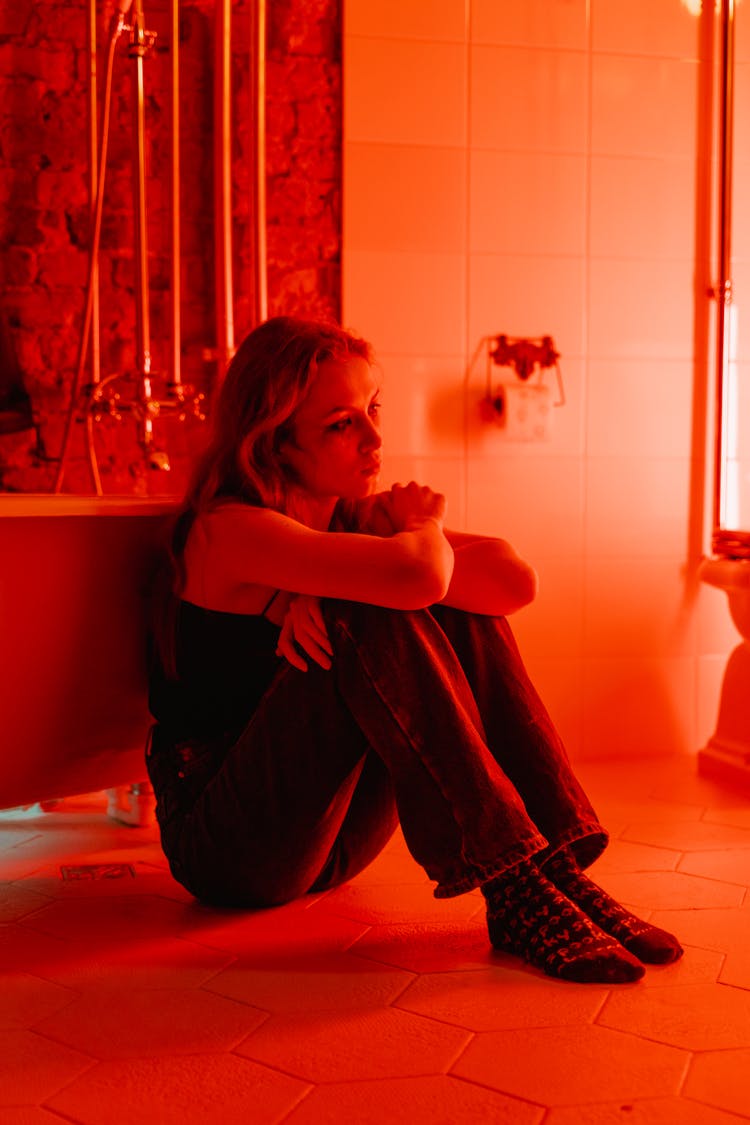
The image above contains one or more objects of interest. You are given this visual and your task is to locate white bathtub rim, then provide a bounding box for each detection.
[0,493,180,517]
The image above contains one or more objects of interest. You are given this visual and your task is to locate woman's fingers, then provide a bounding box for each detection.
[276,596,332,671]
[276,619,308,671]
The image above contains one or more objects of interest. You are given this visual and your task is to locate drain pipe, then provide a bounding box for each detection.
[214,0,235,380]
[711,0,745,555]
[251,0,268,326]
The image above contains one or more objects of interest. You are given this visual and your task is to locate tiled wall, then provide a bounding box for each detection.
[342,0,742,759]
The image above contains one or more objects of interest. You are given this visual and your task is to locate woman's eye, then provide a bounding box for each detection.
[369,402,381,418]
[329,417,352,432]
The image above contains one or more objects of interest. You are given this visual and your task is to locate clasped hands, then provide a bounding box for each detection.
[275,483,445,672]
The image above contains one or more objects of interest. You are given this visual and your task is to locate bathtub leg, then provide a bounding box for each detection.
[105,782,155,827]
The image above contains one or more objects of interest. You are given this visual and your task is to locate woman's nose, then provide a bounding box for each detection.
[361,418,382,450]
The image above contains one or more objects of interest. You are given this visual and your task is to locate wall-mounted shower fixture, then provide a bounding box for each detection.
[478,334,565,441]
[54,0,206,494]
[53,0,268,494]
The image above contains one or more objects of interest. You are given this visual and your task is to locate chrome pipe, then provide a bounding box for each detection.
[169,0,182,389]
[711,0,741,551]
[87,0,100,385]
[129,0,152,384]
[214,0,235,379]
[252,0,268,324]
[55,5,129,493]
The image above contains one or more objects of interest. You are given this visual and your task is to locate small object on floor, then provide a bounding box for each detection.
[60,863,136,881]
[484,858,644,984]
[105,782,155,827]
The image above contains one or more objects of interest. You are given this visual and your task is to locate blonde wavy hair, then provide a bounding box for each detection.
[153,317,373,672]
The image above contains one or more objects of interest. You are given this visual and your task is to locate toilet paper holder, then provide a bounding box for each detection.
[481,334,566,421]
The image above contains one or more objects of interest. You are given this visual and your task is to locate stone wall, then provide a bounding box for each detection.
[0,0,341,494]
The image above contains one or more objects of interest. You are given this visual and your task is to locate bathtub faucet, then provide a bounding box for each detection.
[84,372,206,477]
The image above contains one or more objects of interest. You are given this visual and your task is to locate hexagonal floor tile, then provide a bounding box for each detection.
[0,972,76,1029]
[451,1025,688,1106]
[237,1006,471,1082]
[178,897,369,956]
[311,879,480,926]
[395,966,609,1032]
[595,869,744,911]
[682,1048,750,1118]
[678,848,750,886]
[0,884,54,922]
[347,917,491,973]
[621,821,750,852]
[35,936,235,992]
[283,1074,545,1125]
[648,906,749,956]
[0,1109,75,1125]
[590,840,682,874]
[639,945,724,989]
[0,1029,92,1106]
[203,951,414,1014]
[545,1095,750,1124]
[703,806,750,830]
[33,987,266,1058]
[720,949,750,990]
[0,922,73,980]
[598,982,750,1051]
[47,1053,310,1125]
[18,894,192,944]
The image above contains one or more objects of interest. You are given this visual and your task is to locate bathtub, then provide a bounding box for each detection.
[0,494,178,812]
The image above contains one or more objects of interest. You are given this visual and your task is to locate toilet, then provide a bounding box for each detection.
[699,556,750,790]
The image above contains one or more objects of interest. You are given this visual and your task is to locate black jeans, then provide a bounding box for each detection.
[146,602,607,907]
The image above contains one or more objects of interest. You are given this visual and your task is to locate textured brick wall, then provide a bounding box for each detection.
[0,0,341,494]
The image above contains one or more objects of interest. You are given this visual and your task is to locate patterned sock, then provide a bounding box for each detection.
[542,849,683,965]
[483,858,644,984]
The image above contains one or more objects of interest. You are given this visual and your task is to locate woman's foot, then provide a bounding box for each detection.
[483,859,644,984]
[542,849,683,965]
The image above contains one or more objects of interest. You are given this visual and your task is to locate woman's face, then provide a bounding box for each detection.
[281,356,382,503]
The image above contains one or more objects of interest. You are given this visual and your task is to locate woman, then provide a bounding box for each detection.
[147,315,682,984]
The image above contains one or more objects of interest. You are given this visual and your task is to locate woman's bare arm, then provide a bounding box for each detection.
[353,490,537,617]
[190,500,454,611]
[440,530,538,616]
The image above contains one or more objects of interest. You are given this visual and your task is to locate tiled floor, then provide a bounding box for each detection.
[2,756,750,1123]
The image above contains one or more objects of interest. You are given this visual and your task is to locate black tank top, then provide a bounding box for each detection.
[148,599,281,742]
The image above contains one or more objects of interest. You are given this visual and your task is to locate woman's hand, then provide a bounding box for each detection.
[357,482,446,536]
[276,594,333,672]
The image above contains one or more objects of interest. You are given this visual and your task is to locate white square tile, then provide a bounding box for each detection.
[345,142,466,254]
[585,359,694,459]
[345,37,467,146]
[587,258,694,360]
[582,556,698,656]
[345,0,467,42]
[471,0,588,50]
[591,54,698,159]
[581,656,697,758]
[470,151,586,256]
[591,0,701,59]
[589,155,696,260]
[510,555,585,658]
[344,249,466,357]
[513,654,585,758]
[376,352,467,457]
[584,457,692,558]
[470,44,588,153]
[466,454,584,559]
